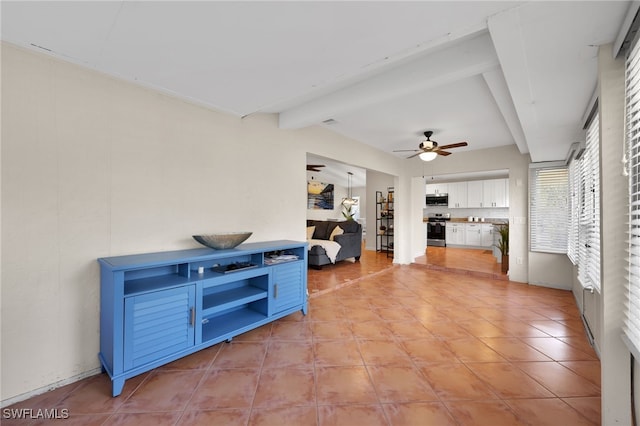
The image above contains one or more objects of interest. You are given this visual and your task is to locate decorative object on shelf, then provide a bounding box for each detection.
[379,225,387,235]
[192,232,252,250]
[495,223,509,273]
[307,181,334,210]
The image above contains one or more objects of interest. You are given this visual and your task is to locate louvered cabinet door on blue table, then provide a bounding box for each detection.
[123,285,196,370]
[98,240,307,397]
[271,261,305,315]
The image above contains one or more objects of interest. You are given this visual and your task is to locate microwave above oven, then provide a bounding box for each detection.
[426,193,449,206]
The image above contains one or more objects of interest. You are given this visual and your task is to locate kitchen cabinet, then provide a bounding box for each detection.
[481,223,494,247]
[482,178,509,207]
[465,223,482,246]
[98,240,307,397]
[446,222,496,248]
[446,223,465,245]
[437,178,508,209]
[426,183,448,194]
[466,181,484,208]
[448,182,467,208]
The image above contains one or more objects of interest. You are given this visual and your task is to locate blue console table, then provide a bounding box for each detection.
[98,240,307,397]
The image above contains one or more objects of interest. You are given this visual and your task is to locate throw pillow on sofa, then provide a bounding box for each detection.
[329,226,344,241]
[307,226,316,240]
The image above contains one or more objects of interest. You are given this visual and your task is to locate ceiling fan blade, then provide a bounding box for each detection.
[393,149,420,153]
[437,150,452,156]
[437,142,468,150]
[406,152,422,159]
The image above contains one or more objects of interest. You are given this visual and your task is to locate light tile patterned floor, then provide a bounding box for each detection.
[4,248,600,425]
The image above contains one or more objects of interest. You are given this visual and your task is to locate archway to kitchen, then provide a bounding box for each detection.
[414,169,510,278]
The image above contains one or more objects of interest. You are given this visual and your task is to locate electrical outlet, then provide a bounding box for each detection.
[516,257,523,265]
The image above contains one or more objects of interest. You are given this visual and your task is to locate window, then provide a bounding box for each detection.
[624,32,640,355]
[578,114,601,292]
[529,165,569,253]
[567,158,581,264]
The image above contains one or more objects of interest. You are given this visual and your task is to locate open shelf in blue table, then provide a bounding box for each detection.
[202,286,268,316]
[201,308,267,342]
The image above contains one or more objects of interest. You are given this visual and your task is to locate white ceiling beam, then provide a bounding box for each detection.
[279,33,500,129]
[482,68,529,155]
[487,7,539,160]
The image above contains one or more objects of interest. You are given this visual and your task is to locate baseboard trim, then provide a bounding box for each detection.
[1,367,102,408]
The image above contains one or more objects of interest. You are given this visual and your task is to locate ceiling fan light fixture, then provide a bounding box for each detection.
[419,151,438,162]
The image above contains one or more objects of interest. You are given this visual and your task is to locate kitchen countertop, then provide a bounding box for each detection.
[423,218,508,225]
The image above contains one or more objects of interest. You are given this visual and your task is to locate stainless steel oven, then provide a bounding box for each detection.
[427,213,450,247]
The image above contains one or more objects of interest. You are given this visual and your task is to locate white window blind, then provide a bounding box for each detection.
[624,33,640,354]
[578,114,601,291]
[529,166,569,253]
[567,159,580,264]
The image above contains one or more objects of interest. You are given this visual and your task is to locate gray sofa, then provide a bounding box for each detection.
[307,220,362,269]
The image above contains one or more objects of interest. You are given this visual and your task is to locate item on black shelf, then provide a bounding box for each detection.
[212,262,258,274]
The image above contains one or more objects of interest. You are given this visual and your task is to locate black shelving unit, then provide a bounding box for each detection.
[376,188,394,257]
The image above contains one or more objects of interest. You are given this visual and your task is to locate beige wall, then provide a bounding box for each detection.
[2,40,539,404]
[1,42,408,402]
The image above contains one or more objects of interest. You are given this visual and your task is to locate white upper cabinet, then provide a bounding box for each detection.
[482,179,509,208]
[466,181,483,208]
[448,182,467,208]
[426,183,448,194]
[436,178,509,209]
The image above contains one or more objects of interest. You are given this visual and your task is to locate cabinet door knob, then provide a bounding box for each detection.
[189,307,195,327]
[274,284,278,298]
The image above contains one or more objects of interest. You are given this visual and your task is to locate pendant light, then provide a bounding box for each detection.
[342,172,357,206]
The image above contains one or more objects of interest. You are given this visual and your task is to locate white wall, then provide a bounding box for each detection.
[1,43,406,403]
[527,252,574,290]
[596,43,630,425]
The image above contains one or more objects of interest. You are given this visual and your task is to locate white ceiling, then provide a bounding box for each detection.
[307,153,367,189]
[1,1,632,165]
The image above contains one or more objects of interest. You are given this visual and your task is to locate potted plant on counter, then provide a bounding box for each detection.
[495,223,509,273]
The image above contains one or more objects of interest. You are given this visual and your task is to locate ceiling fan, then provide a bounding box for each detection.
[394,131,468,161]
[306,164,325,172]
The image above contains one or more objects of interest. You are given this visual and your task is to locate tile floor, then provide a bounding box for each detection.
[418,246,506,280]
[4,248,600,425]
